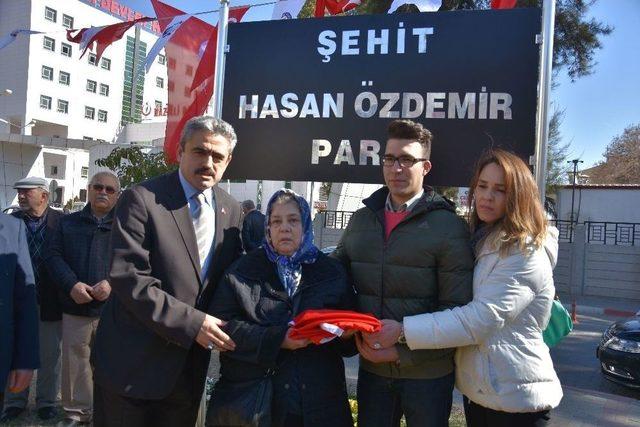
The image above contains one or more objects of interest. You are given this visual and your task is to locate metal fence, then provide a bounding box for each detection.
[585,221,640,246]
[550,219,574,243]
[324,211,353,229]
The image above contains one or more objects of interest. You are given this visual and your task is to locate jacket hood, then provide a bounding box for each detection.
[544,226,559,269]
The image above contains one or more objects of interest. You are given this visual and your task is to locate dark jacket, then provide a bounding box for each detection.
[209,249,355,427]
[45,203,114,318]
[12,207,64,321]
[241,209,265,252]
[92,171,244,400]
[0,214,39,392]
[332,187,474,379]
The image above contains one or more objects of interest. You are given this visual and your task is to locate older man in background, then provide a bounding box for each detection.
[1,177,64,423]
[47,172,120,426]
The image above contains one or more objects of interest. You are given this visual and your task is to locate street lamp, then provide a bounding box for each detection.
[567,159,584,224]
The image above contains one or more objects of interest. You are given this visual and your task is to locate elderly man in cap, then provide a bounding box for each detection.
[46,172,120,426]
[1,177,64,423]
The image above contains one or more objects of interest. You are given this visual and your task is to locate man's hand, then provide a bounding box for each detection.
[362,319,402,350]
[356,334,400,363]
[7,369,33,393]
[91,280,111,301]
[70,282,94,304]
[195,315,236,352]
[281,328,311,350]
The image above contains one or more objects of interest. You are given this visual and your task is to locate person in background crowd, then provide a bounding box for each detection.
[371,149,563,427]
[91,116,243,427]
[2,177,64,423]
[207,189,355,427]
[46,172,121,426]
[332,120,474,427]
[241,199,265,252]
[0,213,39,415]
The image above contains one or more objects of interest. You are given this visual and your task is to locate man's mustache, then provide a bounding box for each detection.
[195,168,215,176]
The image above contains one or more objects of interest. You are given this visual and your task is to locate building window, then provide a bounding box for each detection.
[43,36,55,51]
[85,106,95,120]
[61,42,72,57]
[156,77,164,88]
[158,54,166,65]
[284,181,292,189]
[99,83,109,96]
[88,53,97,66]
[45,7,57,22]
[81,167,89,178]
[98,110,108,122]
[185,65,193,76]
[40,95,52,110]
[57,99,68,114]
[59,71,70,86]
[62,14,74,29]
[183,86,191,97]
[50,166,58,175]
[86,79,97,93]
[101,58,111,70]
[41,65,54,81]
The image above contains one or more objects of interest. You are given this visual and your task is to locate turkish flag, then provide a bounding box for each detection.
[491,0,517,9]
[288,309,381,344]
[314,0,361,17]
[151,0,214,163]
[66,17,154,62]
[190,6,250,93]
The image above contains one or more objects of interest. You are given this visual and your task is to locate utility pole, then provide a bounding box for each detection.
[568,159,583,224]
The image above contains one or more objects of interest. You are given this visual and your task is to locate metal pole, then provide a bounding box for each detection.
[213,0,230,118]
[309,181,315,217]
[568,159,583,223]
[533,0,556,203]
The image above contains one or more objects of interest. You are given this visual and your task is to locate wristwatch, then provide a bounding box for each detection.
[397,324,407,345]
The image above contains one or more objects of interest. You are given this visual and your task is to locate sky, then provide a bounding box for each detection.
[121,0,640,168]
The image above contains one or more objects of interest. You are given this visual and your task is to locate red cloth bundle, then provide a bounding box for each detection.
[288,309,381,344]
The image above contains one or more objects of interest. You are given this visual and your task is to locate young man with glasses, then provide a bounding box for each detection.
[45,171,120,426]
[332,119,474,427]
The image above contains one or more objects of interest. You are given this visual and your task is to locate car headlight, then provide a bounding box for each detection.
[605,337,640,354]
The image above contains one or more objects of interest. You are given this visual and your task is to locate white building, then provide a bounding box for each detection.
[0,0,167,208]
[555,184,640,224]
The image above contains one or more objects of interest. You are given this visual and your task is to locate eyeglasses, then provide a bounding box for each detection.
[382,155,427,168]
[91,184,117,195]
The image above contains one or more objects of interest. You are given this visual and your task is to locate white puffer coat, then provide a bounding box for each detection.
[403,228,563,413]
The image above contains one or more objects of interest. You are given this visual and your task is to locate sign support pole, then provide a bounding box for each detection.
[534,0,556,203]
[213,0,229,119]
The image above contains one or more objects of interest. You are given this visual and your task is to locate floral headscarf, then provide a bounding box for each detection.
[262,189,319,296]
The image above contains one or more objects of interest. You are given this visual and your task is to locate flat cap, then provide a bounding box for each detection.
[13,176,49,192]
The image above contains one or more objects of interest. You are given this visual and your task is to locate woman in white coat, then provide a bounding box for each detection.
[358,149,563,426]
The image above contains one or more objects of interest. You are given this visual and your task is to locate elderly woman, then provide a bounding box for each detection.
[206,189,355,427]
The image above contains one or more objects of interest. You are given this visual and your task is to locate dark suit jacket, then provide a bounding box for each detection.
[241,209,265,252]
[0,213,39,392]
[13,207,64,321]
[92,171,243,400]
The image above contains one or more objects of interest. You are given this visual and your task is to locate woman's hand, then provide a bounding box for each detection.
[362,319,402,349]
[356,334,400,363]
[281,328,312,350]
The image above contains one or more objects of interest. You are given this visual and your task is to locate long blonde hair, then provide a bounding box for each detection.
[468,149,547,255]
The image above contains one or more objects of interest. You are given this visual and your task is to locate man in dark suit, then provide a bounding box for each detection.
[2,177,64,423]
[241,199,265,252]
[0,213,39,413]
[92,116,244,427]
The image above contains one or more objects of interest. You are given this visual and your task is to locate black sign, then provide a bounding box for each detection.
[222,8,541,186]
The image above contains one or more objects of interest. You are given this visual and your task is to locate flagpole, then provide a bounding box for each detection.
[213,0,230,119]
[534,0,556,203]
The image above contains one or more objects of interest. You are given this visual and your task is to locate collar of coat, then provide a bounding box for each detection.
[363,186,456,218]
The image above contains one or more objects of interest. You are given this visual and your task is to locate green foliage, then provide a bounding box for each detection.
[95,147,177,189]
[545,109,571,194]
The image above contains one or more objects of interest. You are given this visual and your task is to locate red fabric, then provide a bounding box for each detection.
[384,210,409,241]
[289,309,381,344]
[151,0,214,164]
[67,17,154,62]
[314,0,362,17]
[491,0,517,9]
[190,6,250,93]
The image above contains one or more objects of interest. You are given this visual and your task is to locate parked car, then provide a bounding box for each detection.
[596,312,640,388]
